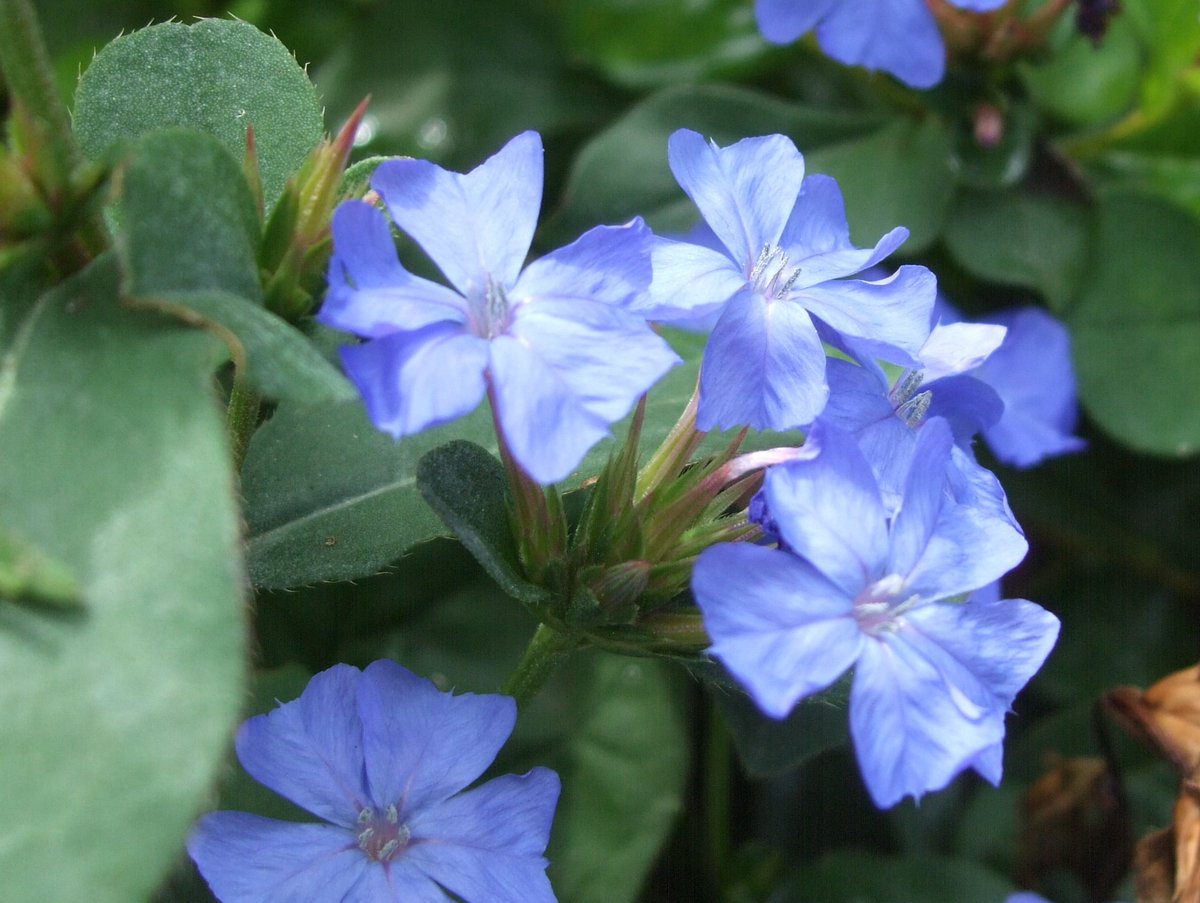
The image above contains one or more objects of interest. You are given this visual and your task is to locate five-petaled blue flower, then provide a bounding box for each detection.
[320,131,680,485]
[187,660,561,903]
[641,129,935,432]
[755,0,1008,88]
[692,419,1059,807]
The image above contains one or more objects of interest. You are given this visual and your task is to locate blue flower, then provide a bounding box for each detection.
[692,420,1059,807]
[187,661,561,903]
[755,0,1008,88]
[320,131,680,484]
[974,307,1087,468]
[821,319,1008,509]
[642,129,935,432]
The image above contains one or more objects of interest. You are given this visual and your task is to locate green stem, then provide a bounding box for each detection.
[226,374,261,473]
[501,623,578,708]
[0,0,79,177]
[704,697,732,894]
[638,609,710,651]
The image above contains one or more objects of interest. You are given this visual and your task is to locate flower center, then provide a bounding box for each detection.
[469,277,511,339]
[748,244,802,299]
[852,574,920,635]
[356,805,411,863]
[888,369,932,429]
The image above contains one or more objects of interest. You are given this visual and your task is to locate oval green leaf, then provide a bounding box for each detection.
[943,188,1092,313]
[1071,191,1200,454]
[242,399,497,588]
[0,257,245,901]
[74,19,323,206]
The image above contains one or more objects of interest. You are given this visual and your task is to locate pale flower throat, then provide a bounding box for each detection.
[749,244,803,299]
[357,805,412,862]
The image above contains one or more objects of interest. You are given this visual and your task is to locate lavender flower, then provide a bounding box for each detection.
[755,0,1008,88]
[320,131,680,484]
[692,420,1059,807]
[187,661,560,902]
[642,129,935,432]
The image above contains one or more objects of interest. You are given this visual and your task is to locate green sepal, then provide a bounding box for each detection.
[417,440,551,610]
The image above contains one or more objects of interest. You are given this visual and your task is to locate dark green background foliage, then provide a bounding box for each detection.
[3,0,1199,900]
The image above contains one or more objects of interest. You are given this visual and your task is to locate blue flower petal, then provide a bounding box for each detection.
[952,0,1007,9]
[639,237,746,321]
[849,630,1007,807]
[822,358,892,435]
[800,265,936,362]
[355,661,517,818]
[697,289,829,430]
[508,297,680,423]
[515,219,653,311]
[777,174,853,256]
[904,450,1028,600]
[918,322,1006,382]
[338,323,489,438]
[754,0,838,43]
[667,129,806,266]
[406,770,561,903]
[187,812,368,903]
[761,422,889,596]
[816,0,946,88]
[976,307,1086,468]
[319,202,467,339]
[234,664,368,827]
[372,132,543,295]
[888,418,955,578]
[491,301,679,483]
[780,175,909,286]
[693,543,863,718]
[926,374,1004,440]
[908,594,1060,708]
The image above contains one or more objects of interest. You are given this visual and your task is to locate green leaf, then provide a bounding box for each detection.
[560,0,771,89]
[543,652,688,903]
[549,83,885,243]
[1070,191,1200,454]
[779,851,1015,901]
[117,129,350,404]
[417,440,548,607]
[314,0,613,171]
[1123,0,1200,118]
[73,18,323,207]
[806,117,956,253]
[943,188,1092,312]
[1020,15,1142,127]
[712,675,850,777]
[1088,149,1200,220]
[143,290,353,405]
[242,399,496,588]
[0,256,245,901]
[118,129,261,301]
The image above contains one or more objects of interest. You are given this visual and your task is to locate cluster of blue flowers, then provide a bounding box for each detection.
[191,128,1080,899]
